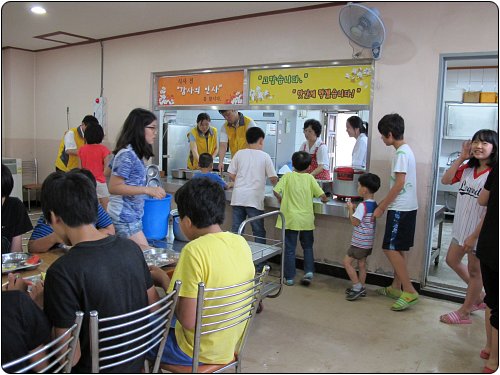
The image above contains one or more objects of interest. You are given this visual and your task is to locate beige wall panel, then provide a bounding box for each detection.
[2,49,35,155]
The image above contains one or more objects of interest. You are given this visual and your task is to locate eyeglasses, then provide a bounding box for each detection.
[145,126,158,133]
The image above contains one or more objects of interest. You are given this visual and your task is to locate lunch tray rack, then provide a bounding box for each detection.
[238,210,285,299]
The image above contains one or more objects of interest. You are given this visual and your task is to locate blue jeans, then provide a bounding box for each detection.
[284,230,314,280]
[231,206,266,244]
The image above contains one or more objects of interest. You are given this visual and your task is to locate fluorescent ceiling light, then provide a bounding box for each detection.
[31,6,46,14]
[281,64,291,68]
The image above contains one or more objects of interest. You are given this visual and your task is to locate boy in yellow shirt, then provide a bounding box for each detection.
[273,151,328,286]
[152,178,255,365]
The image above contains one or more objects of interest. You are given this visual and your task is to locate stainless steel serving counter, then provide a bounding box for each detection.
[162,176,350,218]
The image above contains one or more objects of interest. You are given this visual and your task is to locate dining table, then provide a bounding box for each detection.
[1,249,66,285]
[2,246,178,285]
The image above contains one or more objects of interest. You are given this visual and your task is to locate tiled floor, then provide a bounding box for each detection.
[242,269,487,373]
[23,208,487,373]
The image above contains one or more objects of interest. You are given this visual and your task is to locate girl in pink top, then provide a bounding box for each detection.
[440,129,497,325]
[78,123,112,210]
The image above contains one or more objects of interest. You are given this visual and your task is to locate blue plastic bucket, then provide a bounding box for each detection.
[142,195,172,240]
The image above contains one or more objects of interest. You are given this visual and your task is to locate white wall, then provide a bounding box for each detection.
[2,49,35,159]
[2,2,498,280]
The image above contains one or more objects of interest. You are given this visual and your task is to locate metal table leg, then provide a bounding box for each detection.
[431,220,443,265]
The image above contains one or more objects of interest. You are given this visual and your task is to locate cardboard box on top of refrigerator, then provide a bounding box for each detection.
[463,91,480,103]
[479,92,497,103]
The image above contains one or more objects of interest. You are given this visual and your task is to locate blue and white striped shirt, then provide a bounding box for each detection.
[30,204,113,240]
[351,200,377,249]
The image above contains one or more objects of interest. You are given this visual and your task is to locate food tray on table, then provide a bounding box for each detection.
[142,248,180,268]
[2,253,43,274]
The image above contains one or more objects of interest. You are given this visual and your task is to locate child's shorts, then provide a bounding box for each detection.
[96,181,110,198]
[382,209,417,251]
[114,220,143,238]
[347,246,372,260]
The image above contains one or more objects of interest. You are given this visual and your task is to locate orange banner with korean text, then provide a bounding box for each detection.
[157,71,244,106]
[248,65,373,105]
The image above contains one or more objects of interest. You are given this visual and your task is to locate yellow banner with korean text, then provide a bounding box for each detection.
[248,65,373,105]
[157,71,244,106]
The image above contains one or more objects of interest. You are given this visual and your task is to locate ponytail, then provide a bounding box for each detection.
[361,121,368,135]
[347,116,368,135]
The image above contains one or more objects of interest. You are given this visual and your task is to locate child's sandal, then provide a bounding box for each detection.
[376,286,401,299]
[391,292,419,311]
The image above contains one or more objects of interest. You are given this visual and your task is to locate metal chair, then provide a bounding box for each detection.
[89,280,181,373]
[22,159,42,212]
[160,266,269,373]
[3,311,84,373]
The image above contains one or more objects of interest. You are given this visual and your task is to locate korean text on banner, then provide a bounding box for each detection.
[157,71,245,106]
[248,65,373,105]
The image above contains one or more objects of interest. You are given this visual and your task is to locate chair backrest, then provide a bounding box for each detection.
[190,265,269,373]
[89,280,181,373]
[21,159,39,185]
[3,311,84,373]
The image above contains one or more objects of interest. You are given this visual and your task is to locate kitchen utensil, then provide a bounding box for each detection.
[171,169,185,179]
[147,178,161,187]
[170,209,190,242]
[333,166,364,200]
[184,170,200,180]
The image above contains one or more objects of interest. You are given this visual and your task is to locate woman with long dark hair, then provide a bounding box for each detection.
[346,116,368,169]
[107,108,166,247]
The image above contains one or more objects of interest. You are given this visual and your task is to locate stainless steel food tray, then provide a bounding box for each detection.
[143,248,180,267]
[2,253,43,274]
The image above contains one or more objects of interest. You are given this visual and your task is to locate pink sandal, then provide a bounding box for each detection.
[480,350,490,360]
[472,302,487,312]
[439,311,472,324]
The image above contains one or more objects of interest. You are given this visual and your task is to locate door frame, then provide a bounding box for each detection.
[420,51,498,296]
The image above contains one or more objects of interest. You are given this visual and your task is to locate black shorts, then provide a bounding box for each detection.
[382,210,417,251]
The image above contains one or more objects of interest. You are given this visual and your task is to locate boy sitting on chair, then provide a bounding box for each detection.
[39,170,160,373]
[152,178,255,366]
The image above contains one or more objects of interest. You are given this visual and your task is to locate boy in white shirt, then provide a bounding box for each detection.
[228,127,278,249]
[373,113,419,311]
